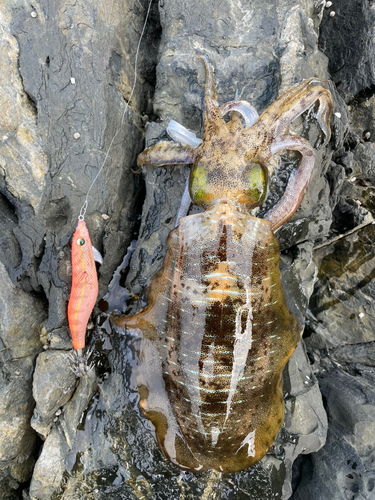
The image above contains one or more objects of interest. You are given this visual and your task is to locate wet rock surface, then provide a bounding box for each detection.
[292,366,375,500]
[31,351,77,438]
[0,261,46,499]
[0,0,158,496]
[319,0,375,102]
[0,0,374,499]
[291,55,375,500]
[310,223,375,347]
[29,368,98,499]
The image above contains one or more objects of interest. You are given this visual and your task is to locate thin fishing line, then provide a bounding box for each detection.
[79,0,154,221]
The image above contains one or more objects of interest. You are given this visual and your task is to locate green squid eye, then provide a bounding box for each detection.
[243,163,268,206]
[76,238,85,246]
[190,163,209,206]
[248,165,265,193]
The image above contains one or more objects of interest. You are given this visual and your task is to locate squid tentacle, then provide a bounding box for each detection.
[253,79,332,146]
[195,55,226,135]
[137,141,196,169]
[263,135,316,231]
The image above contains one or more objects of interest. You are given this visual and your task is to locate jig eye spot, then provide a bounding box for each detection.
[77,238,85,246]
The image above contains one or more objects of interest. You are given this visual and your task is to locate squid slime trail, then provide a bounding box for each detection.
[111,56,332,473]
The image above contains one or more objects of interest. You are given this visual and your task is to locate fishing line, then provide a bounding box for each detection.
[78,0,154,222]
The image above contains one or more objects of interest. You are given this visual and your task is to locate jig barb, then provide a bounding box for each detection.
[68,220,99,351]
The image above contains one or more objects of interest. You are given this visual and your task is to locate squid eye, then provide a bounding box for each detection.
[76,238,85,246]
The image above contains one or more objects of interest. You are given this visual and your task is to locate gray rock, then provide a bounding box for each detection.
[309,223,375,348]
[31,351,77,438]
[48,327,74,351]
[349,94,375,143]
[262,342,328,500]
[0,0,156,321]
[0,7,48,212]
[0,0,157,496]
[319,0,375,101]
[29,425,71,500]
[294,46,375,499]
[1,0,374,498]
[292,369,375,500]
[0,261,46,496]
[330,342,375,367]
[29,369,98,499]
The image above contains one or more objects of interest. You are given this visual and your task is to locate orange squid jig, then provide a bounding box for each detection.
[68,219,101,354]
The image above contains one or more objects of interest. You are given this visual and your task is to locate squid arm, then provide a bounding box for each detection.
[256,79,332,146]
[137,141,196,170]
[263,135,316,231]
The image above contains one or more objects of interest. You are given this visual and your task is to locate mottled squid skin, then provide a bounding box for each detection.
[111,57,332,473]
